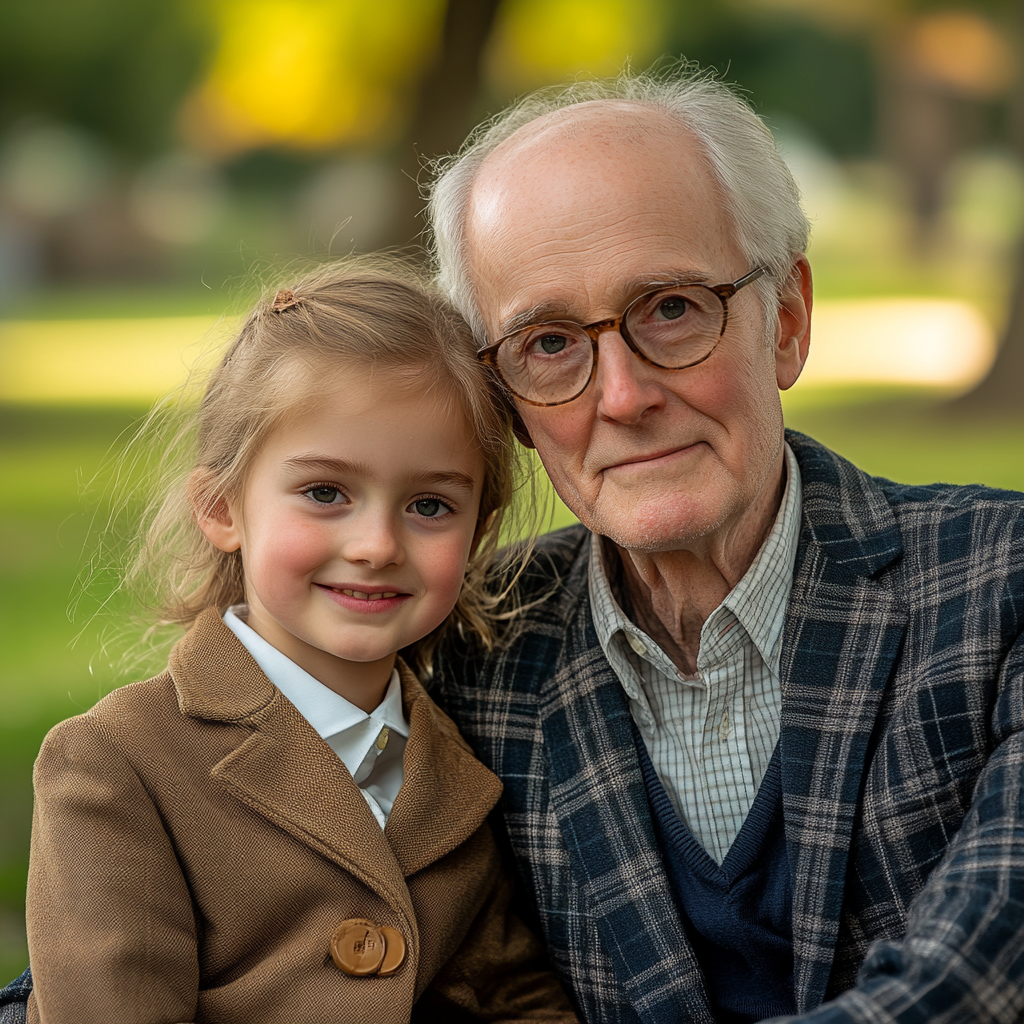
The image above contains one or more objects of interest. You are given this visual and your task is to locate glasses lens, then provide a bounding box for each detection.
[496,323,593,404]
[624,285,725,368]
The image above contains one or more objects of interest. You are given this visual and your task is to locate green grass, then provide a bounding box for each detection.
[1,393,1022,984]
[781,385,1024,491]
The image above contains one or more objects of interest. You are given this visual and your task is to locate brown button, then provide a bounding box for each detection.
[331,919,386,976]
[377,926,407,976]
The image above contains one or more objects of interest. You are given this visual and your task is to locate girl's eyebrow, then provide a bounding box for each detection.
[283,455,477,492]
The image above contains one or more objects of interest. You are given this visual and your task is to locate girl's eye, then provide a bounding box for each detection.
[412,498,451,518]
[307,486,342,504]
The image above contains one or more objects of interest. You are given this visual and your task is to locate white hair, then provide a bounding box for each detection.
[426,68,810,341]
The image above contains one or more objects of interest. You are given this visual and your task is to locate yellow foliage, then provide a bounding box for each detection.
[907,11,1014,98]
[487,0,666,92]
[181,0,445,156]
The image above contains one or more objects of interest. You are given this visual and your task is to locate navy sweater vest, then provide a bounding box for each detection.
[633,724,797,1022]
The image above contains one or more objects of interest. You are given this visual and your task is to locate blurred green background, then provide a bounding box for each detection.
[2,0,1024,983]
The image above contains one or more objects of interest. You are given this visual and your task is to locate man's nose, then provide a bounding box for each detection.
[593,328,663,424]
[341,511,404,569]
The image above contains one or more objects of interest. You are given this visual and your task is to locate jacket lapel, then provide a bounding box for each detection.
[170,611,411,916]
[782,433,908,1011]
[541,578,713,1024]
[385,662,503,878]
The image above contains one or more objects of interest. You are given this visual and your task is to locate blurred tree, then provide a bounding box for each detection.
[662,6,875,158]
[877,8,1015,252]
[387,0,670,246]
[486,0,667,95]
[953,8,1024,412]
[388,0,504,247]
[0,0,210,157]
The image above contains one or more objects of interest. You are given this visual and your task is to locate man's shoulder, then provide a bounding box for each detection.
[787,429,1024,574]
[434,524,592,694]
[487,522,593,623]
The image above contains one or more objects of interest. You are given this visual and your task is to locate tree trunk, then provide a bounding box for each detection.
[386,0,504,250]
[952,242,1024,412]
[950,14,1024,414]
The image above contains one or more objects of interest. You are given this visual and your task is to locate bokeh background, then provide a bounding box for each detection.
[2,0,1023,980]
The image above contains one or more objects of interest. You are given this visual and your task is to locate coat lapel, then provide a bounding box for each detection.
[540,581,714,1024]
[385,663,503,878]
[782,433,908,1011]
[170,611,409,916]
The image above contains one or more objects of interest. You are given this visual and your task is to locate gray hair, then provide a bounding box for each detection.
[426,68,810,341]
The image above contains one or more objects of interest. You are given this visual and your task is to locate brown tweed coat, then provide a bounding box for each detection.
[26,609,575,1023]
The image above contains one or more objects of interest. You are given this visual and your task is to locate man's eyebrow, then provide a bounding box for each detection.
[497,270,713,337]
[283,455,477,492]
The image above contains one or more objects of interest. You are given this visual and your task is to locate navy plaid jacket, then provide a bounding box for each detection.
[434,431,1024,1024]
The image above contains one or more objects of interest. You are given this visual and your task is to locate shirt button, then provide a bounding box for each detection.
[375,726,390,751]
[626,634,647,656]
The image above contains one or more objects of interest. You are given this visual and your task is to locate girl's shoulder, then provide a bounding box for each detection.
[39,669,184,768]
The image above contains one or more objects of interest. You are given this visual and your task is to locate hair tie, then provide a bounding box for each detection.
[271,288,301,312]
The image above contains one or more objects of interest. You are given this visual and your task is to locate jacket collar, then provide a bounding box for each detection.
[170,610,502,916]
[786,429,903,577]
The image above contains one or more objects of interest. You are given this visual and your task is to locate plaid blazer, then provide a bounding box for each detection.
[434,431,1024,1024]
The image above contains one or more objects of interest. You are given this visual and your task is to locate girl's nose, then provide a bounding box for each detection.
[341,512,404,569]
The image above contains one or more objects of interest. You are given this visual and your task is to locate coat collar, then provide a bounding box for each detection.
[785,429,903,577]
[170,610,502,916]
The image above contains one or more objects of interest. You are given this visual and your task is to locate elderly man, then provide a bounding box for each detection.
[428,73,1024,1024]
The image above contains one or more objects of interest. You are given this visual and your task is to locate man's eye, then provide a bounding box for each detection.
[656,295,689,320]
[537,333,568,354]
[412,498,450,518]
[308,486,341,504]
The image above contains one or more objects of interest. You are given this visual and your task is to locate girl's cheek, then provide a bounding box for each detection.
[420,533,475,601]
[253,516,334,577]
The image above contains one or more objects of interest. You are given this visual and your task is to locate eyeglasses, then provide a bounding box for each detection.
[477,266,769,407]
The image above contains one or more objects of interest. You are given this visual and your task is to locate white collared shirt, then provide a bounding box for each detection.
[588,443,802,864]
[223,606,409,828]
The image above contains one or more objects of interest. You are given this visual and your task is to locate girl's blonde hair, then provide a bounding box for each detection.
[128,259,523,671]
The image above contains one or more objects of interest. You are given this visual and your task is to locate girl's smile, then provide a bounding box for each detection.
[314,584,409,613]
[198,366,485,709]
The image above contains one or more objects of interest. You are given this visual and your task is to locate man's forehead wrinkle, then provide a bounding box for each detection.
[465,100,743,343]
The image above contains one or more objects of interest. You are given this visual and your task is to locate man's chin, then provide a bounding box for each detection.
[578,500,729,554]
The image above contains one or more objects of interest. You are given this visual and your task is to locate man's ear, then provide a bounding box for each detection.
[188,468,242,553]
[774,256,813,391]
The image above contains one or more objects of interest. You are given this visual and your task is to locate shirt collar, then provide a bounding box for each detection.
[720,442,802,675]
[588,442,803,678]
[222,606,409,747]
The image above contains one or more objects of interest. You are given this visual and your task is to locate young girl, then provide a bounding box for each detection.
[18,264,575,1023]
